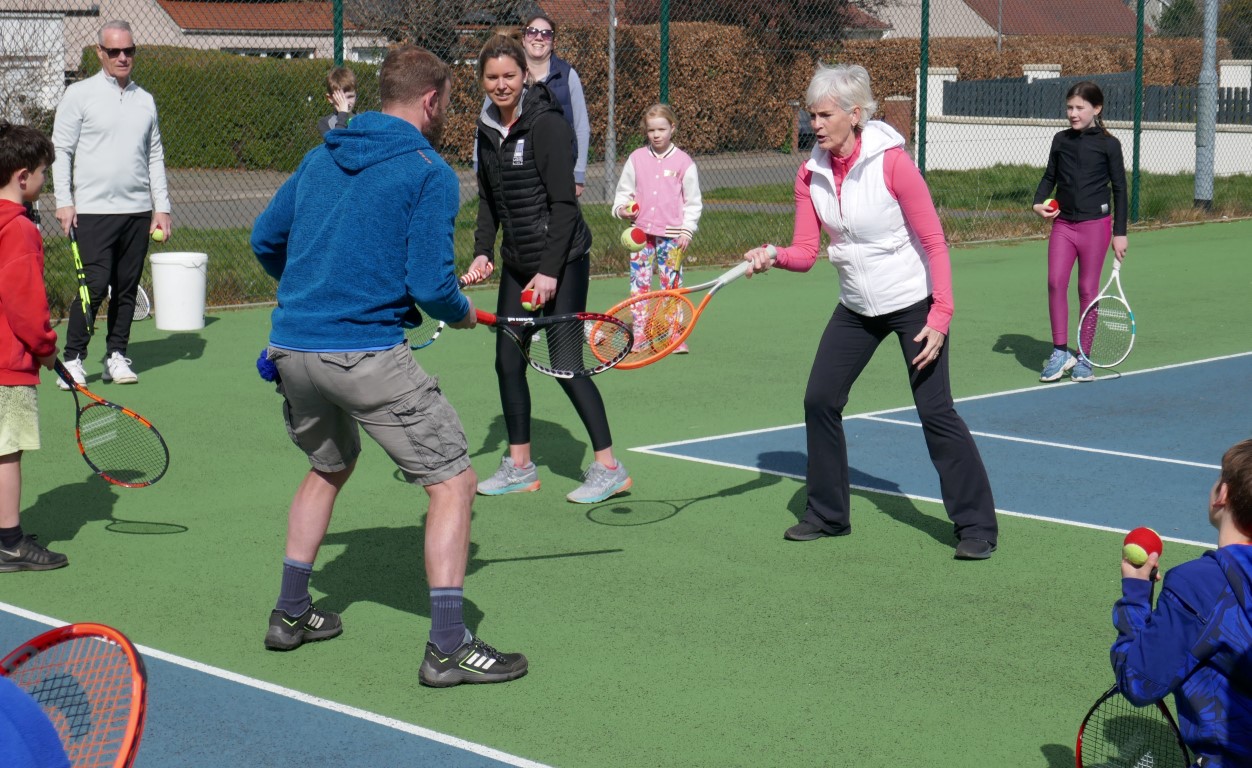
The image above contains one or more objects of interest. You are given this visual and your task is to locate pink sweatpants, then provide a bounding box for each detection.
[1047,216,1111,346]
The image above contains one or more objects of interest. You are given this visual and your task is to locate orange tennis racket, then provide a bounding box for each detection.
[1,622,148,768]
[602,261,750,370]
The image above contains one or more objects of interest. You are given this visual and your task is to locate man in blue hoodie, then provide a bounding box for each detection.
[1112,438,1252,765]
[251,46,527,687]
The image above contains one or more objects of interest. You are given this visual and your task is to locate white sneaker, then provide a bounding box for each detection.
[57,357,87,390]
[103,352,138,384]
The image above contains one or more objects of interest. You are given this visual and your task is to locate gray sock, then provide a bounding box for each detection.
[429,588,470,654]
[276,557,313,617]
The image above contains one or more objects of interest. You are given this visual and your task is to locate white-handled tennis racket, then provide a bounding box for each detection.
[1077,261,1136,368]
[405,271,484,350]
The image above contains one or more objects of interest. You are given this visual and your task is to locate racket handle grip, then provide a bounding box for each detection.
[475,309,496,326]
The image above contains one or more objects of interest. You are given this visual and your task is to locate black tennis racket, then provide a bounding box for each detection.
[1,622,148,768]
[68,226,96,335]
[1076,684,1191,768]
[1077,261,1136,369]
[476,309,632,378]
[54,360,169,488]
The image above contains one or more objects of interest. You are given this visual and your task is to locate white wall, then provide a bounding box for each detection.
[0,13,66,120]
[922,116,1252,176]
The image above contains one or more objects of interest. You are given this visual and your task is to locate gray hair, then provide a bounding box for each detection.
[806,63,877,129]
[98,20,133,45]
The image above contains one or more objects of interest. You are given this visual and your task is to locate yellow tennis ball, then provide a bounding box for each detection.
[151,228,165,242]
[1122,543,1149,567]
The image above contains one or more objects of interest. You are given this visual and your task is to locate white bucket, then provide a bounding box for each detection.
[150,252,208,331]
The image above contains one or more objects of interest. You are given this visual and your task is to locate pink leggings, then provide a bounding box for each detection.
[1047,217,1111,346]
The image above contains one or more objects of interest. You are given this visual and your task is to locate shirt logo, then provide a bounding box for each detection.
[512,139,525,166]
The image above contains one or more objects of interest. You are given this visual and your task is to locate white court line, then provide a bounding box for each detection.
[625,450,1216,550]
[0,602,552,768]
[862,415,1222,470]
[632,349,1252,454]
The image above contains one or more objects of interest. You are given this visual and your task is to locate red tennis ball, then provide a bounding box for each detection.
[621,226,647,252]
[521,288,540,312]
[626,201,639,216]
[1043,198,1059,213]
[1122,527,1163,567]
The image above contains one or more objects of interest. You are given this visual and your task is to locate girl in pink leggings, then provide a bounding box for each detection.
[1032,81,1128,382]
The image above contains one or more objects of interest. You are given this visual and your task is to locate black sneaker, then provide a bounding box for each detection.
[264,605,342,651]
[0,535,68,572]
[418,636,528,688]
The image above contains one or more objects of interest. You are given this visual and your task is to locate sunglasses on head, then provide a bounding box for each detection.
[523,27,554,40]
[100,45,136,58]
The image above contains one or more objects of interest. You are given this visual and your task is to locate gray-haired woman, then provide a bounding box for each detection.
[742,63,998,559]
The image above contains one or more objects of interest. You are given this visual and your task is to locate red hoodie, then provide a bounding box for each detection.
[0,200,57,385]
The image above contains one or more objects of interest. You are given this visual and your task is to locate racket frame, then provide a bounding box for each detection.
[1075,684,1191,768]
[607,260,751,370]
[54,359,170,488]
[476,309,631,378]
[1077,261,1136,369]
[405,272,477,350]
[1,622,148,768]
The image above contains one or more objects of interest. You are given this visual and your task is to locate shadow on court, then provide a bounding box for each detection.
[1041,743,1076,768]
[24,474,122,545]
[471,416,595,484]
[586,465,786,527]
[992,333,1053,373]
[778,458,954,545]
[126,330,210,378]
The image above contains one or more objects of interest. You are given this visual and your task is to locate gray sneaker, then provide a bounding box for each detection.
[477,456,541,496]
[566,461,632,504]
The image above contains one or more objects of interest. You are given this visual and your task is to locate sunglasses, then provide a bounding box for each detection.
[523,27,554,40]
[100,45,136,58]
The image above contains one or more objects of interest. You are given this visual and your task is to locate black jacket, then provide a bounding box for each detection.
[473,83,591,278]
[1034,126,1128,236]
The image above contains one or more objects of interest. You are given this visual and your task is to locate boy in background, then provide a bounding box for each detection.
[318,67,357,137]
[0,121,67,572]
[1112,438,1252,765]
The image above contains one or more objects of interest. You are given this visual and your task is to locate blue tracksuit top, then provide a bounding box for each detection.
[1112,543,1252,766]
[251,111,469,351]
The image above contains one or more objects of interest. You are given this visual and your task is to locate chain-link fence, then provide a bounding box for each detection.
[2,0,1249,316]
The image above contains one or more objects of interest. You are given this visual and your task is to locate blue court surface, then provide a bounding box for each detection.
[0,605,549,768]
[631,353,1252,547]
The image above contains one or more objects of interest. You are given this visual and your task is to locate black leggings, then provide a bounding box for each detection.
[494,257,613,451]
[63,213,150,359]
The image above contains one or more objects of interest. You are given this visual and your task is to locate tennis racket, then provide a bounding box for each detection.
[1076,684,1191,768]
[602,260,750,370]
[404,271,482,350]
[1077,261,1136,369]
[101,285,152,322]
[54,359,170,488]
[1,622,148,768]
[69,226,96,335]
[476,309,632,378]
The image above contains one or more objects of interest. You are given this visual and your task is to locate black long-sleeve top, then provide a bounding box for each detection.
[1034,126,1128,236]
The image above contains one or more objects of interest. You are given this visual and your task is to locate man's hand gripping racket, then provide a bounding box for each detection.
[404,266,492,350]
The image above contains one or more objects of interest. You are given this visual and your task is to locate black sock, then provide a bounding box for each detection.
[276,557,313,617]
[0,526,24,548]
[429,588,469,654]
[1054,344,1068,353]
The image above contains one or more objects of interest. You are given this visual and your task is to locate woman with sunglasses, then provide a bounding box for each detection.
[519,14,590,196]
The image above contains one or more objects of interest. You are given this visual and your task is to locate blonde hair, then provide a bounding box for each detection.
[641,103,677,131]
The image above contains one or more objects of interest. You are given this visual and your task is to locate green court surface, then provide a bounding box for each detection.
[3,219,1251,767]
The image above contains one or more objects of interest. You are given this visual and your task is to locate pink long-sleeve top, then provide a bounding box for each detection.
[773,136,955,335]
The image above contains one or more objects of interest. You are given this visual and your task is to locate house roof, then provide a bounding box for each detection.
[963,0,1139,36]
[841,5,891,32]
[536,0,606,27]
[157,0,361,33]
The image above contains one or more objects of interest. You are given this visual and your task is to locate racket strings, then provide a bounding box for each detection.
[610,294,696,365]
[1079,298,1134,367]
[8,636,138,768]
[525,317,632,376]
[1080,694,1187,768]
[79,404,168,486]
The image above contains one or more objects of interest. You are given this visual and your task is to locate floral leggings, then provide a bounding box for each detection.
[629,236,685,296]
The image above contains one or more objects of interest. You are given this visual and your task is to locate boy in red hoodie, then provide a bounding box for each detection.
[0,121,67,572]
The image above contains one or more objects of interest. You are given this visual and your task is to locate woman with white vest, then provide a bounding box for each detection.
[741,63,998,560]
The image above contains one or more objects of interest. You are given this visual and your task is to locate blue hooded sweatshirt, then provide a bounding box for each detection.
[251,111,469,351]
[1112,543,1252,766]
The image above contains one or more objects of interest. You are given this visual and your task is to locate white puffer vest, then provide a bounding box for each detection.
[806,121,932,318]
